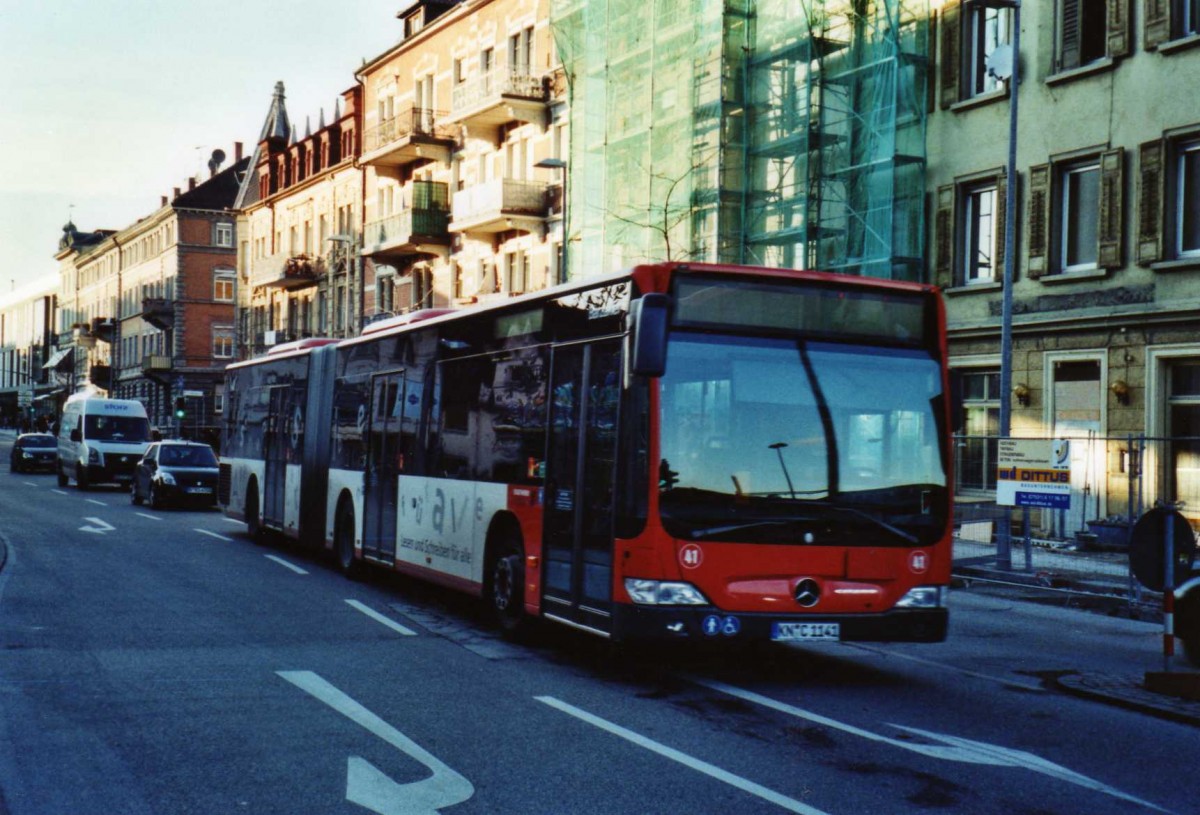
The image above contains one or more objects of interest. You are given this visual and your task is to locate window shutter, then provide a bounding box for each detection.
[1144,0,1171,50]
[1060,0,1082,70]
[940,2,961,110]
[1098,148,1125,269]
[1137,139,1165,265]
[1027,164,1051,278]
[995,170,1009,280]
[1106,0,1130,58]
[935,184,956,288]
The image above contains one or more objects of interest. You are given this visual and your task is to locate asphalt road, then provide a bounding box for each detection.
[0,443,1195,814]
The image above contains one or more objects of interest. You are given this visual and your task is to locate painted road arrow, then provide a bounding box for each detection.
[79,517,115,535]
[278,671,474,815]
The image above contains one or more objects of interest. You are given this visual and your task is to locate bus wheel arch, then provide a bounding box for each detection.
[334,491,362,580]
[484,513,527,636]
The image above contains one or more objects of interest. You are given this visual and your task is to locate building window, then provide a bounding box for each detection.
[214,384,225,414]
[961,181,999,284]
[1168,360,1200,508]
[957,369,1000,492]
[1147,0,1200,47]
[1176,138,1200,258]
[965,4,1011,97]
[213,327,234,359]
[1056,0,1110,71]
[215,222,234,247]
[1027,149,1124,278]
[1060,160,1101,272]
[214,269,235,302]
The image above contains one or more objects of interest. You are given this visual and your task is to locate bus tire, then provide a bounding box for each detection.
[488,530,526,638]
[335,499,362,580]
[245,482,265,544]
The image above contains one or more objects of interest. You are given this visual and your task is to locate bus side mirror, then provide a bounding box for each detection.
[631,293,670,378]
[70,429,81,443]
[948,369,965,433]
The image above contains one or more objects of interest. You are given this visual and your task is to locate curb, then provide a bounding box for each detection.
[1055,672,1200,727]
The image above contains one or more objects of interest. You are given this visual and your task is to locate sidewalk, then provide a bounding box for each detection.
[954,536,1200,727]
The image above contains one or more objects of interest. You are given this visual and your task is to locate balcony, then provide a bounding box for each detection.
[447,70,548,129]
[142,354,172,373]
[449,179,548,235]
[362,183,451,260]
[360,107,457,168]
[250,252,325,290]
[142,297,174,330]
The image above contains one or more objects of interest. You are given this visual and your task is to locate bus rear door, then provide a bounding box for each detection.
[363,370,405,563]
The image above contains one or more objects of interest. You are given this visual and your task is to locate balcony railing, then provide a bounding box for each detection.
[142,297,174,330]
[142,354,172,373]
[450,179,548,234]
[448,69,548,127]
[250,252,325,290]
[361,107,457,167]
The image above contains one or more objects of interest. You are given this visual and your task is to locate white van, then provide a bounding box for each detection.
[56,395,152,490]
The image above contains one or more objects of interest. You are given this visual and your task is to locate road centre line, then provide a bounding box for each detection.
[264,554,308,574]
[537,696,828,815]
[222,517,242,524]
[840,643,1044,693]
[22,482,37,487]
[134,512,162,521]
[85,499,107,507]
[345,599,417,636]
[51,489,68,496]
[194,529,234,542]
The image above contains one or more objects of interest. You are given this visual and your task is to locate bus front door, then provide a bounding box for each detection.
[262,386,294,529]
[363,371,405,563]
[542,339,621,635]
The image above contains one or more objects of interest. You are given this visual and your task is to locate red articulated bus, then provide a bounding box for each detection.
[221,263,953,643]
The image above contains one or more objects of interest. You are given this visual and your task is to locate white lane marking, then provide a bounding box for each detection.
[195,529,234,542]
[85,499,107,507]
[22,482,37,487]
[345,599,417,637]
[135,512,163,521]
[51,489,68,496]
[692,678,1167,812]
[840,643,1044,693]
[222,517,243,525]
[78,517,115,535]
[537,696,828,815]
[265,554,308,574]
[278,671,474,815]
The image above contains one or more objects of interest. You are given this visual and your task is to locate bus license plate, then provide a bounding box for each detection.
[771,622,840,642]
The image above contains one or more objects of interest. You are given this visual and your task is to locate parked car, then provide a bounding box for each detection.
[131,441,220,509]
[10,433,57,473]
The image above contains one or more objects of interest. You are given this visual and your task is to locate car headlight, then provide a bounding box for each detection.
[158,471,176,485]
[87,447,100,464]
[22,452,33,459]
[624,579,709,606]
[894,586,947,609]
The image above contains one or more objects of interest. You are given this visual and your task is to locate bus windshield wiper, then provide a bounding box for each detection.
[689,518,816,540]
[810,503,918,545]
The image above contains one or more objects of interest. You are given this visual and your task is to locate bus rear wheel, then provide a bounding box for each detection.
[489,535,526,637]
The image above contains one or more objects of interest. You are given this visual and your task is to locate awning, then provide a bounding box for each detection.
[42,347,73,371]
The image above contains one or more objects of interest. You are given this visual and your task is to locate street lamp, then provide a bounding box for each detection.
[970,0,1021,568]
[535,157,567,284]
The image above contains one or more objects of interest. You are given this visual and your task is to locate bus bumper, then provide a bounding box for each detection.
[611,606,948,644]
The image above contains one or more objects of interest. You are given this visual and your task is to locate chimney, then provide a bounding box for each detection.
[161,195,168,207]
[173,187,181,199]
[188,177,197,191]
[235,141,243,162]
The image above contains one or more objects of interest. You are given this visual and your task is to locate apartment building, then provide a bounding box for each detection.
[0,274,58,426]
[234,82,364,356]
[54,150,248,432]
[356,0,565,314]
[928,1,1200,528]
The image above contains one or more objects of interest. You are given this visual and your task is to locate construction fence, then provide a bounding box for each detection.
[951,434,1200,607]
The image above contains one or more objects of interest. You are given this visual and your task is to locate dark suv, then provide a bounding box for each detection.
[131,441,219,509]
[10,433,57,473]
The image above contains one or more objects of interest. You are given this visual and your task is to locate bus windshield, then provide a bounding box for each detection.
[84,414,151,443]
[658,332,948,545]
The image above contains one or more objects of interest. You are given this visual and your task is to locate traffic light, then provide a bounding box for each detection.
[174,397,186,419]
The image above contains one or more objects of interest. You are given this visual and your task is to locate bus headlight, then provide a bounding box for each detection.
[625,579,709,606]
[895,586,947,609]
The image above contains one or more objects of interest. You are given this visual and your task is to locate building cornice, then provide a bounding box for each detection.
[948,300,1200,340]
[356,0,492,79]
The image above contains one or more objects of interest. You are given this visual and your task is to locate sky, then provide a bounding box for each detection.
[0,0,406,290]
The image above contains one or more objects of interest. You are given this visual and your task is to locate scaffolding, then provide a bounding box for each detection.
[550,0,929,281]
